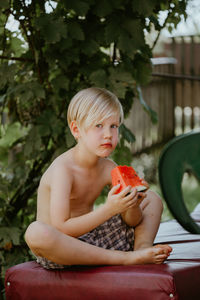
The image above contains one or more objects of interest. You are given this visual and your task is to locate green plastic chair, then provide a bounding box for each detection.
[159,130,200,234]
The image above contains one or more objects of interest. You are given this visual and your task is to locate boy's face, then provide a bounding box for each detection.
[79,115,120,158]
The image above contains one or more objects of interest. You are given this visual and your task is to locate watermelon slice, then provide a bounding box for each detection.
[111,165,147,193]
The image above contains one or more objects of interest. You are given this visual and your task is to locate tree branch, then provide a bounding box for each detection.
[2,8,10,55]
[112,43,117,63]
[0,55,34,62]
[151,2,172,51]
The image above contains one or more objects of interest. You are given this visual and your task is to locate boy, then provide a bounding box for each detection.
[25,87,172,269]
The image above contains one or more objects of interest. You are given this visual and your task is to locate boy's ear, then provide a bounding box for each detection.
[70,121,80,139]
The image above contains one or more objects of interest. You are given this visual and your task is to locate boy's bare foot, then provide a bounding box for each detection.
[134,242,172,255]
[154,244,172,255]
[125,245,171,265]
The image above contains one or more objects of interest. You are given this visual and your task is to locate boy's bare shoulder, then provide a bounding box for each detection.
[40,149,74,185]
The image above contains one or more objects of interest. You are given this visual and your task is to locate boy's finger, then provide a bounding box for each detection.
[119,185,133,197]
[137,193,146,203]
[126,195,144,207]
[137,192,146,200]
[137,196,145,205]
[124,188,137,200]
[110,184,121,194]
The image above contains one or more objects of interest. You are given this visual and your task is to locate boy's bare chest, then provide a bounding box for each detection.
[70,171,107,208]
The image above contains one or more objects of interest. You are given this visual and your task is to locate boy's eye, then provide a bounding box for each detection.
[96,124,102,128]
[111,124,118,129]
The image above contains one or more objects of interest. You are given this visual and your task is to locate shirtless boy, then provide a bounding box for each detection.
[25,87,172,269]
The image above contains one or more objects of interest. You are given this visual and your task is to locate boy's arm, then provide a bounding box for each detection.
[49,165,112,237]
[49,166,137,237]
[120,180,149,227]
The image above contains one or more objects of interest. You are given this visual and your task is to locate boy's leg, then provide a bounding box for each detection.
[121,190,172,252]
[25,220,169,266]
[134,191,163,250]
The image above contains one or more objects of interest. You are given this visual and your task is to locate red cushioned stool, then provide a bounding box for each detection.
[5,206,200,300]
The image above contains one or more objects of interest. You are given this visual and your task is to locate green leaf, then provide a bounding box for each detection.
[120,19,145,54]
[115,69,134,85]
[120,89,135,117]
[81,40,99,56]
[89,69,107,87]
[133,51,152,85]
[0,63,16,88]
[63,0,90,15]
[51,75,69,91]
[93,0,113,17]
[68,21,85,40]
[132,0,156,15]
[35,15,67,44]
[36,110,64,139]
[0,0,9,9]
[8,82,45,101]
[34,84,46,99]
[10,36,24,56]
[0,122,27,148]
[108,67,135,98]
[137,86,158,124]
[36,111,53,136]
[118,32,136,58]
[123,19,144,40]
[105,18,121,43]
[0,227,21,247]
[119,124,136,143]
[109,80,126,99]
[52,119,64,137]
[24,127,42,156]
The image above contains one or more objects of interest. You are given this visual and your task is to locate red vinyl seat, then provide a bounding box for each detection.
[5,205,200,300]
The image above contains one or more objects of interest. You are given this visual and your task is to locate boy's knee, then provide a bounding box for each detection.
[146,190,163,212]
[25,221,53,253]
[152,192,163,213]
[25,221,40,248]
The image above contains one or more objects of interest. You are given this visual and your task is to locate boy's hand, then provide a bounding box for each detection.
[106,184,146,216]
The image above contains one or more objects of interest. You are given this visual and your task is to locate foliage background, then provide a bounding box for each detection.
[0,0,188,297]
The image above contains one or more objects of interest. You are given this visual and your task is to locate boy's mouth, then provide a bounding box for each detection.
[101,143,112,148]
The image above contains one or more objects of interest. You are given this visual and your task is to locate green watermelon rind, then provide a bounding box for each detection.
[136,185,147,192]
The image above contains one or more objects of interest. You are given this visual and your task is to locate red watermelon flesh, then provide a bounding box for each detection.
[111,165,147,193]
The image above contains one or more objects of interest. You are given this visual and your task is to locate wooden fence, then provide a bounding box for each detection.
[125,35,200,154]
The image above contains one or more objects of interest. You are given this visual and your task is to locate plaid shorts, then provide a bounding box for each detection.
[36,214,134,270]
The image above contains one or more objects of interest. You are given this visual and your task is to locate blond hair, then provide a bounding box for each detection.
[67,87,124,129]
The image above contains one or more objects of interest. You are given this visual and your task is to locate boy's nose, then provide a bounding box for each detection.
[104,127,112,138]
